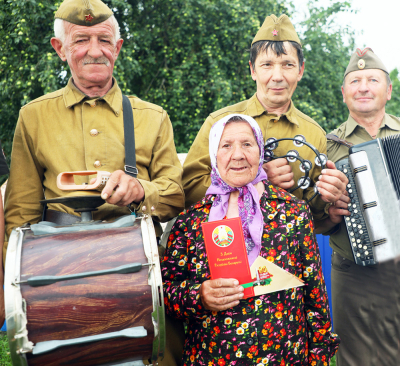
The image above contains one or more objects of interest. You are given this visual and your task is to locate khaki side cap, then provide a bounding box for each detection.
[344,48,389,78]
[55,0,113,26]
[252,14,301,46]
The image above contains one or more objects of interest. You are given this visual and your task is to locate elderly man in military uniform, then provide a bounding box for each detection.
[4,0,184,364]
[325,48,400,366]
[183,14,347,227]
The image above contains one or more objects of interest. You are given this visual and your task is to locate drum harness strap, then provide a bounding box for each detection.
[42,95,138,224]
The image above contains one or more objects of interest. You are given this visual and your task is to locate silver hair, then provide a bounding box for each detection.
[54,15,120,43]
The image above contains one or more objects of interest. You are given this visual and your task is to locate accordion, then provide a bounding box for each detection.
[336,135,400,266]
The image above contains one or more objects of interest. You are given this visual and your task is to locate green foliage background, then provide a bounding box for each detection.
[1,0,400,162]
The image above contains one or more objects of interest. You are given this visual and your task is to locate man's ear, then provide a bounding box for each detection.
[249,61,256,81]
[50,37,67,61]
[341,85,346,103]
[297,62,305,82]
[387,82,393,102]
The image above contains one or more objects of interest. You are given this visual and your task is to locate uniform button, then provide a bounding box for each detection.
[151,206,155,212]
[246,338,254,346]
[93,160,101,168]
[142,206,147,212]
[245,305,252,313]
[90,129,99,136]
[90,102,96,107]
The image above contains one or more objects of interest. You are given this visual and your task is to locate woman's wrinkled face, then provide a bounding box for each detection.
[216,121,260,187]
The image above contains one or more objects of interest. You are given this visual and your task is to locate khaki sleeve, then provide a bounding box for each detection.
[182,116,214,208]
[136,110,184,222]
[303,133,329,223]
[4,113,45,259]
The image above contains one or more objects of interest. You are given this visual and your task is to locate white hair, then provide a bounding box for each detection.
[54,15,120,44]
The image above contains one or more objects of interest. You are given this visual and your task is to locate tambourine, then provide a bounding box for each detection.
[264,135,327,203]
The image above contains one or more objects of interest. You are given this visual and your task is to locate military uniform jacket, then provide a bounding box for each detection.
[183,93,328,222]
[4,78,184,256]
[327,113,400,260]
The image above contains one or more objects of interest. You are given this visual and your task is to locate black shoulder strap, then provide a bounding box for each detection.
[326,133,354,149]
[122,95,138,178]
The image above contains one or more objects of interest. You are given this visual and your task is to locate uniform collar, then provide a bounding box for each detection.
[344,113,400,138]
[247,93,299,126]
[63,77,123,116]
[194,181,295,210]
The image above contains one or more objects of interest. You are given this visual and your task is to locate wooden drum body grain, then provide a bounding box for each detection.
[5,215,165,366]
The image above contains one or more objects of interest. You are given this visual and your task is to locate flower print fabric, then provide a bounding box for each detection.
[206,114,268,266]
[162,182,339,366]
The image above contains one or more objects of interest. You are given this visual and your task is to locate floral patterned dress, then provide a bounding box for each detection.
[161,182,339,365]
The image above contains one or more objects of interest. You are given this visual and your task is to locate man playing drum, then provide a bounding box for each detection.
[4,0,184,364]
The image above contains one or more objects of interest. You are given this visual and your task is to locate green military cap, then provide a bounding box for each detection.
[252,14,301,46]
[55,0,113,26]
[344,48,389,78]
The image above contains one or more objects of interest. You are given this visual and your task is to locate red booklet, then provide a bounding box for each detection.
[202,217,254,298]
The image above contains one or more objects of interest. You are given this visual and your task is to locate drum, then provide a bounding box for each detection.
[5,215,165,366]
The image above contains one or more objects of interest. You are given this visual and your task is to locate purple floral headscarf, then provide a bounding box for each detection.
[206,114,268,266]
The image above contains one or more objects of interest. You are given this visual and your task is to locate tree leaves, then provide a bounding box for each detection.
[0,0,372,163]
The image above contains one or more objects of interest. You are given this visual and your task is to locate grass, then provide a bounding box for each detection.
[0,331,337,365]
[1,332,12,366]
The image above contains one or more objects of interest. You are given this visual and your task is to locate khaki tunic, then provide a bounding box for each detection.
[327,113,400,260]
[183,93,328,222]
[4,78,184,257]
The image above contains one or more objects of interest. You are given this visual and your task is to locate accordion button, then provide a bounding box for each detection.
[365,251,369,255]
[360,230,363,234]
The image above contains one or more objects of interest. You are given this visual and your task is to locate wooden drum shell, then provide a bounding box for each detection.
[6,221,163,366]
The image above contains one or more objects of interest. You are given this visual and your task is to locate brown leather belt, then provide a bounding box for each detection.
[44,209,81,225]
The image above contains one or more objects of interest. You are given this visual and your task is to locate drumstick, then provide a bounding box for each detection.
[16,262,151,287]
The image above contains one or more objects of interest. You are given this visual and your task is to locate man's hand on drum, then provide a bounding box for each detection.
[262,158,294,189]
[200,278,244,312]
[100,170,145,206]
[315,160,348,203]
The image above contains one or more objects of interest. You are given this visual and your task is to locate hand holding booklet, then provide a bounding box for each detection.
[202,217,304,299]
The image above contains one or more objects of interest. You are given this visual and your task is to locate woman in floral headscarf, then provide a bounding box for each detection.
[161,114,339,365]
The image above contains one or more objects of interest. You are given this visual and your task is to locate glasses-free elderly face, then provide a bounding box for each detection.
[216,121,260,188]
[342,68,392,117]
[51,17,123,96]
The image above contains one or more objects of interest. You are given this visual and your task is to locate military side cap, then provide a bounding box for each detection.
[344,48,389,78]
[252,14,301,46]
[55,0,113,26]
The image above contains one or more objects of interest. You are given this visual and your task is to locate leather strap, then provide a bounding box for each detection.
[44,209,81,225]
[122,95,138,178]
[326,133,354,148]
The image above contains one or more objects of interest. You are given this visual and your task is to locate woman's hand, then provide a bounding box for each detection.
[200,278,244,311]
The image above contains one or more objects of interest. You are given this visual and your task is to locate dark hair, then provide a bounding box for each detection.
[249,41,304,71]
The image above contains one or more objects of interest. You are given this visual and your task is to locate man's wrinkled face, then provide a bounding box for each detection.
[249,41,304,110]
[55,18,123,92]
[342,69,392,116]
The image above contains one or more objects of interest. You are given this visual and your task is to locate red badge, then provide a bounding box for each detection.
[272,29,278,36]
[85,14,94,22]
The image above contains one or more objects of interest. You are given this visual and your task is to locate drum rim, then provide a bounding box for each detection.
[141,215,166,362]
[5,227,32,366]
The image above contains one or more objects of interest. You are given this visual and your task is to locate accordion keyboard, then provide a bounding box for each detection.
[336,159,376,266]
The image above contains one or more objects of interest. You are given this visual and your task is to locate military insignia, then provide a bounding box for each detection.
[85,14,94,22]
[272,29,278,36]
[356,47,373,57]
[358,59,366,70]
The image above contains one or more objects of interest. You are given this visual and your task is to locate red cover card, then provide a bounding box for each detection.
[202,217,254,298]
